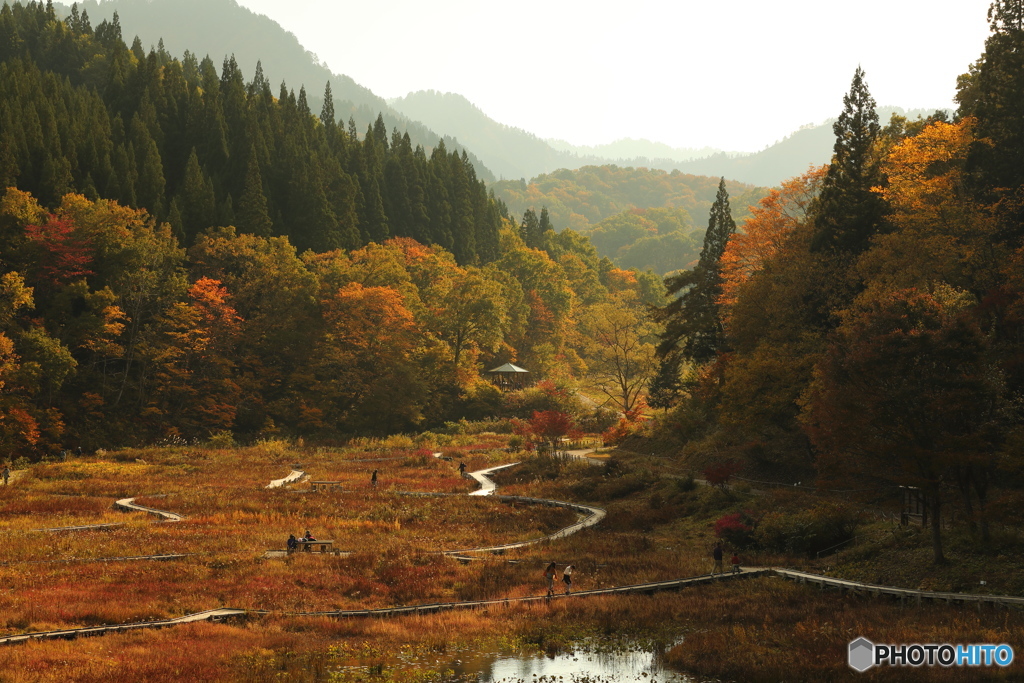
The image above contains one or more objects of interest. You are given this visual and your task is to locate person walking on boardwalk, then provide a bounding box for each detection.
[2,465,8,486]
[371,469,378,488]
[543,562,557,597]
[563,564,574,594]
[711,541,724,575]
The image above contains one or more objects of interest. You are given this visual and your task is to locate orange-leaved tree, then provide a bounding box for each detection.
[719,166,826,312]
[310,282,427,433]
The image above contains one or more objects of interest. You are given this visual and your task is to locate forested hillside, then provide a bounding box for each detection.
[0,1,670,455]
[56,0,496,181]
[492,166,766,273]
[650,0,1024,565]
[0,1,501,260]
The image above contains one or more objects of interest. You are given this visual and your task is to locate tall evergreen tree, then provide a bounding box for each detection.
[320,81,335,130]
[957,0,1024,239]
[654,178,736,368]
[521,208,542,248]
[178,147,216,241]
[236,145,273,237]
[810,67,887,255]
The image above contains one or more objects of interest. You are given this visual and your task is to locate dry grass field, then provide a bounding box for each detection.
[0,436,1020,682]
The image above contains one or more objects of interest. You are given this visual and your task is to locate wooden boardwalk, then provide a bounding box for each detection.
[113,497,184,522]
[293,568,772,618]
[4,566,1024,645]
[466,462,519,496]
[442,495,605,556]
[2,553,190,567]
[774,568,1024,609]
[5,458,1022,648]
[0,608,247,645]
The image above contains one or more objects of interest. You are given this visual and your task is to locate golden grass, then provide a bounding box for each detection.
[0,441,1020,682]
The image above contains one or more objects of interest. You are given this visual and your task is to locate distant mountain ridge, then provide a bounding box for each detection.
[389,90,623,181]
[390,90,946,188]
[59,0,496,181]
[546,138,727,164]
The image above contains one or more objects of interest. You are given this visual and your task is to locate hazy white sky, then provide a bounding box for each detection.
[234,0,992,153]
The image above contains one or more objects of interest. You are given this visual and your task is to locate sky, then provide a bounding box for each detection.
[233,0,993,153]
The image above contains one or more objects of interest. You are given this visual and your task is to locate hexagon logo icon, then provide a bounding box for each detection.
[849,637,875,672]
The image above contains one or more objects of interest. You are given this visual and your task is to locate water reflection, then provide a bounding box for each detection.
[449,641,694,682]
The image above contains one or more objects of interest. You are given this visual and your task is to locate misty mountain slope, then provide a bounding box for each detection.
[390,90,610,181]
[546,138,725,164]
[62,0,496,181]
[391,91,943,189]
[674,107,945,186]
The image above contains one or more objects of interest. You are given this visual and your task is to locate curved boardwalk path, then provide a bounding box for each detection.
[466,462,519,496]
[443,493,605,557]
[113,497,184,522]
[6,464,1020,646]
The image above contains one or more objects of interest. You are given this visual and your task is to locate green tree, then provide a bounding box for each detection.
[177,148,216,242]
[236,145,273,237]
[580,292,658,413]
[810,67,887,255]
[957,0,1024,240]
[655,177,736,368]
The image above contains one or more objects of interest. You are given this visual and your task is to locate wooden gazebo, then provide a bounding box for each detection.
[487,362,530,391]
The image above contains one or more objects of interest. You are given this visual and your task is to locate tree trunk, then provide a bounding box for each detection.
[972,466,991,543]
[929,493,945,564]
[955,467,978,536]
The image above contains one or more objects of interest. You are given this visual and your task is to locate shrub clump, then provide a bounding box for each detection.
[755,501,859,556]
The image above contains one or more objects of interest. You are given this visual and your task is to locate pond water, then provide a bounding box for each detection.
[445,642,696,682]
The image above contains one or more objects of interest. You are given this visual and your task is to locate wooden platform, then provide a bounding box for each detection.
[309,481,343,492]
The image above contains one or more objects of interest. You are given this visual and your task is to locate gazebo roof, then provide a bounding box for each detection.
[488,362,529,374]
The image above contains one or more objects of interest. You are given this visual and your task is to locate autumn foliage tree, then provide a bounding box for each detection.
[801,287,1004,563]
[527,409,579,454]
[23,213,93,290]
[719,166,826,311]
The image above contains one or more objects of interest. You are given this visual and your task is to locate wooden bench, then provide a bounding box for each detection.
[293,539,335,553]
[309,481,344,493]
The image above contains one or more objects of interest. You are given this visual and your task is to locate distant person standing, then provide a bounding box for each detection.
[563,564,574,594]
[371,469,378,488]
[711,541,724,575]
[731,552,741,574]
[458,461,467,477]
[543,562,557,597]
[2,465,9,486]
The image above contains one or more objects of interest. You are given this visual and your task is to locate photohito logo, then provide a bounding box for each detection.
[849,637,1014,671]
